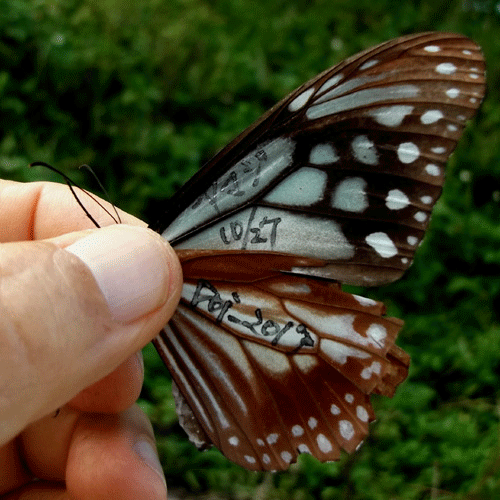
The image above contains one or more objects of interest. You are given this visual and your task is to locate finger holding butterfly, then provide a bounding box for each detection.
[0,178,147,242]
[0,179,182,498]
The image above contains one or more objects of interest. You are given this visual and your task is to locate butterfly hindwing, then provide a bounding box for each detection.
[154,32,485,470]
[154,276,408,470]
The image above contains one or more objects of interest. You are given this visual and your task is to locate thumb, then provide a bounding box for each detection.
[0,224,182,444]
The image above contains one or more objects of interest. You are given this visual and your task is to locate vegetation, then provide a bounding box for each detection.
[1,0,500,498]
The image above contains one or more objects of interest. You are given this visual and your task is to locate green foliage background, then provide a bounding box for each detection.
[1,0,500,498]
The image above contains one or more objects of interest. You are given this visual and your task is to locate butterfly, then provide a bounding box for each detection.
[152,32,485,471]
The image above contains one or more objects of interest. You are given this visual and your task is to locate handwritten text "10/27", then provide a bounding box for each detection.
[219,208,282,249]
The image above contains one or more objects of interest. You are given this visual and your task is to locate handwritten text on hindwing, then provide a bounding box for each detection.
[188,279,314,350]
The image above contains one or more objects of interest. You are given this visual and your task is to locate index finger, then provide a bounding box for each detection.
[0,180,147,242]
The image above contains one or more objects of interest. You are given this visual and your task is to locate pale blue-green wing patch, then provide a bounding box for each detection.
[162,32,485,286]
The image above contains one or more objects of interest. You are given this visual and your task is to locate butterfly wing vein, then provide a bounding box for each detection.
[154,32,485,471]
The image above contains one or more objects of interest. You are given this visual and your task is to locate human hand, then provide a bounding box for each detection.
[0,179,182,499]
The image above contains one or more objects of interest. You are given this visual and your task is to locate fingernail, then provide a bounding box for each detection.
[66,225,173,322]
[134,436,167,491]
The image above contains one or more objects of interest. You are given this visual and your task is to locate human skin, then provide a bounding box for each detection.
[0,180,183,499]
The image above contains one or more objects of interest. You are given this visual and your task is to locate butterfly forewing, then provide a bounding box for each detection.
[154,32,485,470]
[162,32,484,286]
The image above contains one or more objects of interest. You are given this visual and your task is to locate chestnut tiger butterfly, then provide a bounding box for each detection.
[152,32,485,471]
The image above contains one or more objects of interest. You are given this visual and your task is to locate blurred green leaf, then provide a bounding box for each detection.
[1,0,500,498]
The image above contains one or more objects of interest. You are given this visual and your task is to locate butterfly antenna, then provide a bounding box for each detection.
[79,164,122,223]
[29,161,120,228]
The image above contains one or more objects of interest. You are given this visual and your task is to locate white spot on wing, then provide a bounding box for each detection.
[298,444,311,454]
[407,235,418,246]
[245,455,256,464]
[367,323,387,346]
[436,62,457,75]
[345,393,354,403]
[317,74,343,94]
[288,88,315,111]
[263,454,271,464]
[446,88,460,98]
[330,404,341,415]
[425,164,440,176]
[431,146,446,154]
[309,143,339,164]
[245,342,291,375]
[352,135,378,165]
[397,142,420,164]
[361,361,382,379]
[365,232,398,258]
[368,105,413,127]
[424,45,441,52]
[421,110,444,124]
[229,436,239,446]
[317,434,333,453]
[308,417,318,429]
[356,405,369,422]
[332,177,368,213]
[366,323,387,348]
[463,49,472,55]
[264,167,327,206]
[294,355,318,373]
[267,433,279,444]
[281,451,293,463]
[447,124,458,132]
[339,420,355,440]
[292,425,304,437]
[420,195,433,204]
[386,189,410,210]
[359,59,378,70]
[353,295,377,307]
[414,211,427,222]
